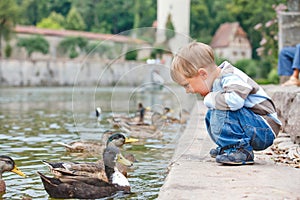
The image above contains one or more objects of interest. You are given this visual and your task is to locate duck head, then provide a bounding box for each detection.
[0,155,26,193]
[0,155,26,179]
[106,133,138,148]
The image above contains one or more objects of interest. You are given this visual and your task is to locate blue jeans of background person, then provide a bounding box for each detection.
[278,44,300,76]
[205,107,275,152]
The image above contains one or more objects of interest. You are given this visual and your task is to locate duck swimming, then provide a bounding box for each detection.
[57,131,138,154]
[43,133,137,180]
[0,155,26,194]
[38,146,132,199]
[118,112,165,139]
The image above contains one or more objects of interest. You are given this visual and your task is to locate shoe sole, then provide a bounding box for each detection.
[217,160,254,165]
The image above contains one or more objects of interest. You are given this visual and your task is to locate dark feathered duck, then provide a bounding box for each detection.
[38,146,132,199]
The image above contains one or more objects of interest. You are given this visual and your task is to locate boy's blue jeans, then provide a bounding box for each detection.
[205,107,275,152]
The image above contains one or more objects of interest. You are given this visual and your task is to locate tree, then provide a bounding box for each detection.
[71,0,100,31]
[165,13,175,41]
[17,35,49,58]
[0,0,19,58]
[18,0,50,25]
[190,0,215,43]
[37,12,65,30]
[65,7,86,30]
[58,36,88,58]
[94,0,133,34]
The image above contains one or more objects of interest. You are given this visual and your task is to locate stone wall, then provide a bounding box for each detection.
[264,85,300,144]
[0,59,172,87]
[278,0,300,49]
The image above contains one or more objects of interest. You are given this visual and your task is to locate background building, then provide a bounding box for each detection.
[210,22,252,63]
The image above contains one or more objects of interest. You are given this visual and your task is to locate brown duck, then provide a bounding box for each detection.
[57,130,138,154]
[43,133,137,181]
[38,146,132,199]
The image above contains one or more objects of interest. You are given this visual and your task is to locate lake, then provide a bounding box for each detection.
[0,86,196,200]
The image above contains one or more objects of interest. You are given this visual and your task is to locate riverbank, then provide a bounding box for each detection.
[158,101,300,200]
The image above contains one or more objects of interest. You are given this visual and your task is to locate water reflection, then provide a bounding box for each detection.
[0,87,195,200]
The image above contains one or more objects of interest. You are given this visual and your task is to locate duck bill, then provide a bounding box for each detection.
[117,153,133,167]
[11,166,26,177]
[125,137,139,143]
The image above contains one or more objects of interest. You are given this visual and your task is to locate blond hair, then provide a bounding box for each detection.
[170,42,215,84]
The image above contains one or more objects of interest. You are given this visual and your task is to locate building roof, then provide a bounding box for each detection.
[210,22,247,48]
[15,25,147,44]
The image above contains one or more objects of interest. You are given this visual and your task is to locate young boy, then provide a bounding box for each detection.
[170,42,282,165]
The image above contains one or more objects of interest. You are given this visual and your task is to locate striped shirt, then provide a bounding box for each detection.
[204,61,282,133]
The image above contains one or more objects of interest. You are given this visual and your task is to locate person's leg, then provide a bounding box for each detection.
[205,108,275,165]
[281,45,300,86]
[291,44,300,73]
[278,46,296,76]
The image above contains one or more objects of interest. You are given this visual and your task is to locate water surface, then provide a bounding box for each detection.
[0,86,196,200]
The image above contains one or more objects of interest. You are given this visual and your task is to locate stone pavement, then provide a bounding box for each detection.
[158,101,300,200]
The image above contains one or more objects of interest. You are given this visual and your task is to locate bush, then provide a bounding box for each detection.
[125,50,137,60]
[4,44,12,58]
[17,35,49,58]
[267,68,279,84]
[58,37,88,59]
[234,59,257,78]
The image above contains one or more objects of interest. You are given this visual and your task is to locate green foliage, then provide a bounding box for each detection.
[37,18,62,30]
[37,10,65,30]
[58,36,88,59]
[0,0,19,57]
[165,13,175,40]
[254,78,273,85]
[65,7,86,30]
[234,59,257,78]
[12,0,289,68]
[17,35,49,58]
[18,0,50,25]
[125,50,138,60]
[49,12,65,26]
[93,0,134,34]
[190,0,214,42]
[215,57,228,66]
[150,45,167,59]
[256,58,273,79]
[267,68,280,84]
[4,44,12,58]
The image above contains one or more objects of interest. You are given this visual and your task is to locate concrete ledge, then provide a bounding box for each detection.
[263,85,300,144]
[158,101,300,200]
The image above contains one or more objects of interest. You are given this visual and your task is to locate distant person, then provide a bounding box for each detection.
[170,42,282,165]
[278,43,300,86]
[138,103,145,124]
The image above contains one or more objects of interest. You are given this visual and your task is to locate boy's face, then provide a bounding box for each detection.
[182,72,210,96]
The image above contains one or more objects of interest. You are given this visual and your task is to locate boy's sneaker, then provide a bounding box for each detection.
[216,148,254,165]
[209,148,223,158]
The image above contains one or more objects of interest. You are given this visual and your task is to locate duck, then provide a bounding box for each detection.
[38,146,132,199]
[0,155,26,194]
[57,131,138,154]
[96,107,102,125]
[107,103,152,128]
[118,111,165,139]
[43,133,137,180]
